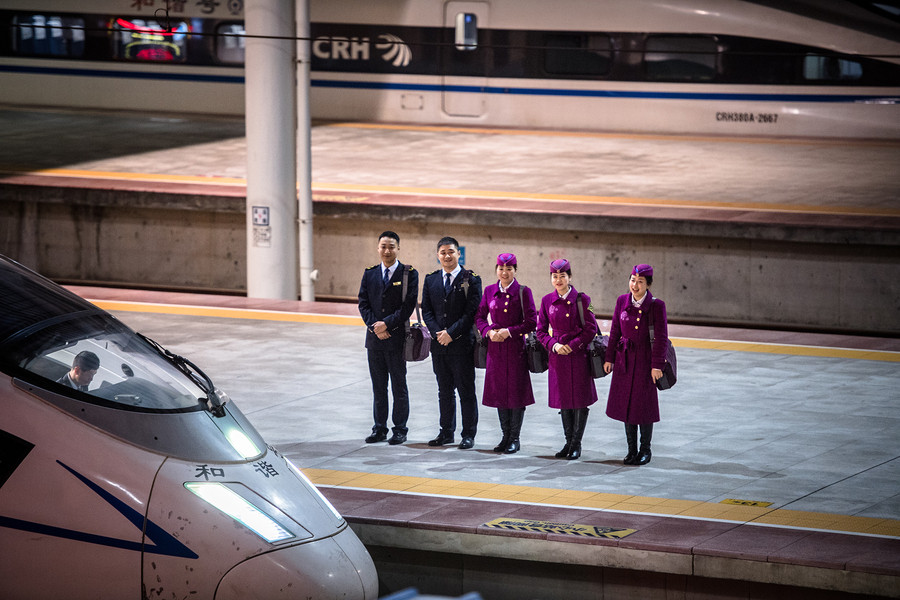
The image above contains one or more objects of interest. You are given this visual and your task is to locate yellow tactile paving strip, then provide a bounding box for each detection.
[303,467,900,538]
[93,300,900,363]
[10,164,900,218]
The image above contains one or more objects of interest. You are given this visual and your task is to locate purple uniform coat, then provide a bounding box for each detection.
[604,291,668,424]
[475,280,537,409]
[536,287,599,410]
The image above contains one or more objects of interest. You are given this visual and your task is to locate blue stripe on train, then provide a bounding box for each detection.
[1,64,897,103]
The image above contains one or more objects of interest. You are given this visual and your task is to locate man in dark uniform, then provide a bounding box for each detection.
[358,231,419,445]
[421,236,482,449]
[57,350,100,392]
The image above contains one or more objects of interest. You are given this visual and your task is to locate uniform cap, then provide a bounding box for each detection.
[550,259,570,273]
[632,264,653,278]
[497,253,517,266]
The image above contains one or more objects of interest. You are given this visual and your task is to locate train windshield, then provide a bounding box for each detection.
[9,312,208,412]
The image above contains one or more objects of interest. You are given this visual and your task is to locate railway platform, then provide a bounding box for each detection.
[67,285,900,599]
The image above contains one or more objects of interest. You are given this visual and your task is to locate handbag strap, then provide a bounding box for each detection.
[576,292,585,326]
[648,297,655,343]
[401,265,422,334]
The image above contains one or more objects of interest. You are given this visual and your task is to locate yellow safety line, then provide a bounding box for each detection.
[6,167,898,218]
[93,300,900,362]
[324,121,900,148]
[92,300,361,327]
[302,468,900,538]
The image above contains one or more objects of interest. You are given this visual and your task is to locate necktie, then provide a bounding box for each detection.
[444,272,452,295]
[383,268,390,289]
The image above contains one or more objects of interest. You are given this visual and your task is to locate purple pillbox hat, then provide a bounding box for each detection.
[550,258,570,273]
[632,264,653,278]
[497,253,517,266]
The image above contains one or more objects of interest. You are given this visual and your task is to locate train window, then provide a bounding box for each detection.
[216,22,246,64]
[803,54,863,81]
[455,13,477,51]
[112,17,190,62]
[645,35,718,81]
[11,14,85,57]
[544,34,612,76]
[13,314,208,412]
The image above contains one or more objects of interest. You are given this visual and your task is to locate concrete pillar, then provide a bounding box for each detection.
[296,0,316,301]
[244,0,297,299]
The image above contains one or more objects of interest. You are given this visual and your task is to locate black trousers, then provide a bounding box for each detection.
[431,351,478,438]
[367,348,409,435]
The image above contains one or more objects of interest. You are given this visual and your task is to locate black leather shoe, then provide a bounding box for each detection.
[427,432,454,446]
[387,432,407,445]
[458,437,475,450]
[365,431,387,443]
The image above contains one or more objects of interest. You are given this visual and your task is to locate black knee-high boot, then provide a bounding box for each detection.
[494,409,511,452]
[566,408,589,460]
[623,423,639,465]
[555,410,574,458]
[636,423,653,465]
[504,407,525,454]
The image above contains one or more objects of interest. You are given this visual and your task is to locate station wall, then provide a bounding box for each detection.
[2,187,898,334]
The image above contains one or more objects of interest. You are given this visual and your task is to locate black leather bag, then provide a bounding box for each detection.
[402,267,431,362]
[405,320,432,362]
[588,333,609,379]
[649,298,677,390]
[577,295,608,379]
[474,329,488,369]
[525,332,548,374]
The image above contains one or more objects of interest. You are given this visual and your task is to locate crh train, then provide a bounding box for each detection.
[0,254,378,599]
[0,0,898,138]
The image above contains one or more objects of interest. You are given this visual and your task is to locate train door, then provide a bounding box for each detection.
[442,2,489,117]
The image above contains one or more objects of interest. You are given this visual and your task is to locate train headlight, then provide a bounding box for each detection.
[184,482,296,543]
[225,428,261,459]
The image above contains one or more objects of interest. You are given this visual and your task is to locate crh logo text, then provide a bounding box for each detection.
[312,34,411,67]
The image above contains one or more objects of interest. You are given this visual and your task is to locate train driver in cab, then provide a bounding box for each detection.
[57,350,100,392]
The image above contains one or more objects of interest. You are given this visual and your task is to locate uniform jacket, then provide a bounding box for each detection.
[474,279,537,409]
[604,291,667,424]
[357,261,418,351]
[536,286,598,409]
[421,267,482,355]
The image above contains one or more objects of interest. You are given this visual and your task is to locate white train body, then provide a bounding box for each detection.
[0,255,378,599]
[0,0,898,138]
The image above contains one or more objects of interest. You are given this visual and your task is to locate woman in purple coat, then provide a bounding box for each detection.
[475,253,537,454]
[536,259,598,460]
[603,264,668,466]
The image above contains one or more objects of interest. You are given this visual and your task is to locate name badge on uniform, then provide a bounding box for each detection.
[393,281,402,286]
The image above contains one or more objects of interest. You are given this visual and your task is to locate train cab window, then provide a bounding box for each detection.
[11,14,85,57]
[12,313,209,412]
[215,23,246,64]
[645,35,718,81]
[455,13,478,50]
[113,17,190,62]
[803,54,863,82]
[544,34,612,76]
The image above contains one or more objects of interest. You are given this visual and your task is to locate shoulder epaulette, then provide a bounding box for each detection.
[365,264,379,270]
[428,269,440,275]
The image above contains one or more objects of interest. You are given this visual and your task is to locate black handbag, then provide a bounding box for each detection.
[474,328,488,369]
[525,332,548,373]
[402,266,431,362]
[648,298,677,390]
[576,294,609,379]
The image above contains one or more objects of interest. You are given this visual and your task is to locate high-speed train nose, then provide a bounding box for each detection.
[214,526,378,599]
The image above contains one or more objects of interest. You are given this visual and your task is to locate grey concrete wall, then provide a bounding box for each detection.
[2,188,898,333]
